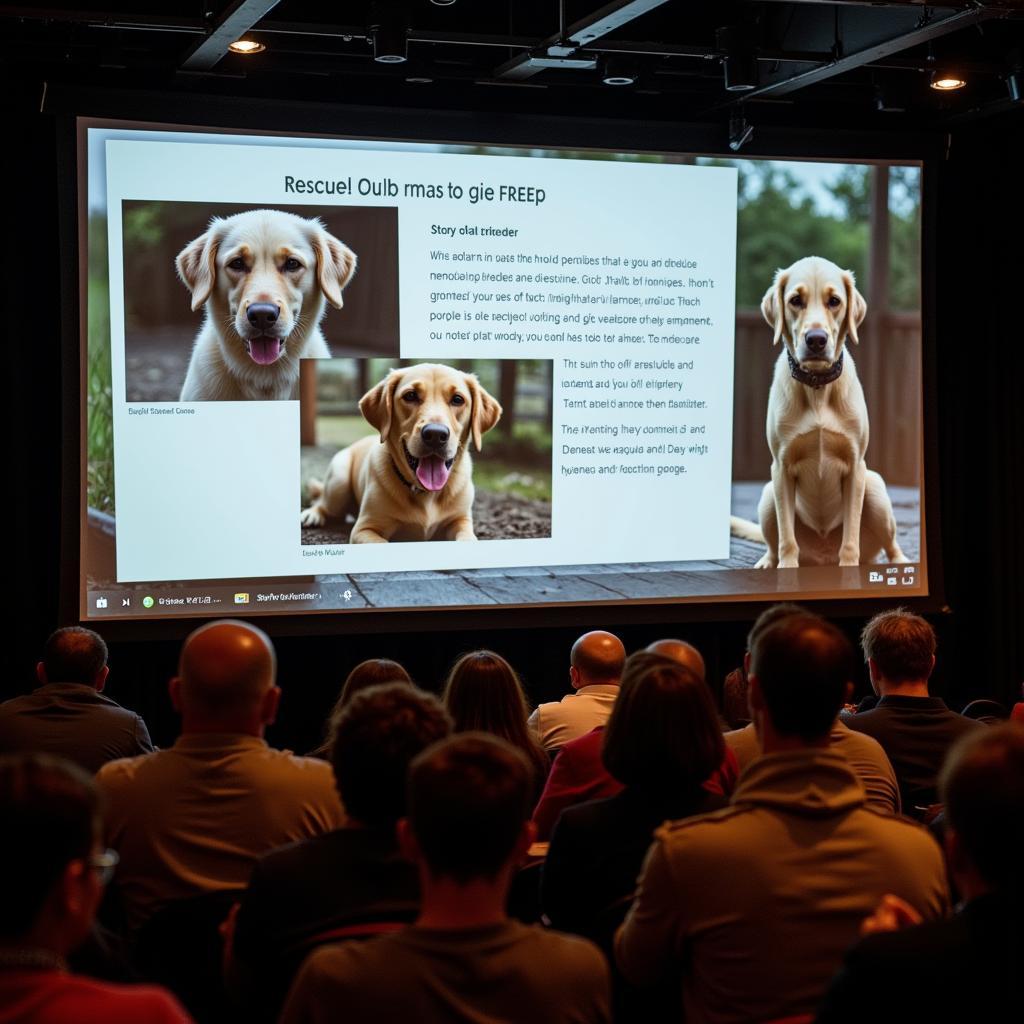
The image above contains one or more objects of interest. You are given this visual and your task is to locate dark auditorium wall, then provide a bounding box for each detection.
[5,97,1022,753]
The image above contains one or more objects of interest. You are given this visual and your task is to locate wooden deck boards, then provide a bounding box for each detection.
[309,483,922,609]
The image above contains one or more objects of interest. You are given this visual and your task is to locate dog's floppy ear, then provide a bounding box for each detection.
[840,270,867,345]
[176,222,221,312]
[465,374,502,452]
[312,228,358,309]
[760,269,789,346]
[359,370,401,443]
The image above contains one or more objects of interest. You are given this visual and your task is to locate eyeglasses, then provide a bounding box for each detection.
[88,849,119,886]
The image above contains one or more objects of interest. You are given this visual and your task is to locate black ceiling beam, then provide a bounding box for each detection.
[495,0,671,80]
[707,4,1007,111]
[180,0,282,71]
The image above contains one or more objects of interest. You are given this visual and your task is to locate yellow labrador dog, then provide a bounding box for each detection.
[731,256,907,568]
[301,364,502,542]
[176,209,357,401]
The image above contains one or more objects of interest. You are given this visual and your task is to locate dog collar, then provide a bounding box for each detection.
[390,457,422,493]
[788,350,844,389]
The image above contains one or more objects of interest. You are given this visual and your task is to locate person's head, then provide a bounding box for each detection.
[721,604,809,726]
[569,630,626,689]
[644,639,705,681]
[338,659,413,708]
[169,620,279,735]
[603,652,724,793]
[329,683,452,828]
[400,733,534,885]
[0,754,107,954]
[310,658,416,757]
[743,603,809,671]
[37,627,109,691]
[749,614,855,746]
[860,607,936,693]
[442,650,531,740]
[940,724,1024,899]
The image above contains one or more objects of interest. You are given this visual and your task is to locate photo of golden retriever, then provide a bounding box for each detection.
[730,255,908,568]
[301,363,504,542]
[175,208,357,401]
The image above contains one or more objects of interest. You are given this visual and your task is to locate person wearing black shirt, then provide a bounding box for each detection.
[845,608,979,815]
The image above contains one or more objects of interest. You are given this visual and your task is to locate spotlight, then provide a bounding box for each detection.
[1006,70,1023,103]
[369,3,409,64]
[372,23,408,63]
[717,26,757,92]
[228,38,265,55]
[430,0,457,5]
[601,58,637,86]
[929,70,966,91]
[728,112,753,152]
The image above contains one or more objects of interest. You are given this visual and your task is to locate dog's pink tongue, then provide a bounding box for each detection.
[249,337,283,365]
[416,455,451,491]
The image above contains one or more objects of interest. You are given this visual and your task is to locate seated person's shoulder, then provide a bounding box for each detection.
[95,750,154,788]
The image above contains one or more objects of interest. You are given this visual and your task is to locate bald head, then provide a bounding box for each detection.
[176,620,277,723]
[570,631,626,687]
[645,639,706,682]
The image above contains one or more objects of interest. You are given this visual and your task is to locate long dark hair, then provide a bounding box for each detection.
[442,651,549,792]
[310,659,414,758]
[603,651,724,793]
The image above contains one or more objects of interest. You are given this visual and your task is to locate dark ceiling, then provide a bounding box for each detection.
[4,2,1023,132]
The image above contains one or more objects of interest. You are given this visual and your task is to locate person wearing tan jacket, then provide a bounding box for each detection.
[616,614,949,1024]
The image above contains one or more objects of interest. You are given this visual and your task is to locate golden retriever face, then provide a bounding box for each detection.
[761,256,867,369]
[176,209,356,367]
[360,364,502,492]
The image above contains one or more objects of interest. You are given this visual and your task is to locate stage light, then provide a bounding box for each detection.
[717,26,757,92]
[1006,70,1023,103]
[929,70,966,91]
[728,112,753,152]
[601,58,637,86]
[372,21,408,63]
[228,38,265,55]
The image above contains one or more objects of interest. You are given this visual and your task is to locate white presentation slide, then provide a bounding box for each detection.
[96,130,737,583]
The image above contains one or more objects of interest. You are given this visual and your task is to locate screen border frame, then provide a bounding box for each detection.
[58,90,946,640]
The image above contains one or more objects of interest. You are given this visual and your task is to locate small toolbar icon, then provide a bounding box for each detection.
[234,593,250,605]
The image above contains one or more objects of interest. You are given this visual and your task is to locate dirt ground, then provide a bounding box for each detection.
[299,489,552,544]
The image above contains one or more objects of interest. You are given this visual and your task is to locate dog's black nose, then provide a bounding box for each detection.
[247,303,280,330]
[805,329,829,354]
[421,423,450,449]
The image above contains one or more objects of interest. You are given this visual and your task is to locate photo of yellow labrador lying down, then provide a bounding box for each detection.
[301,363,502,542]
[175,208,357,401]
[730,255,908,568]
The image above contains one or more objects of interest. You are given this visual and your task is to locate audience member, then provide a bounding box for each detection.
[845,608,981,815]
[816,723,1024,1022]
[0,754,190,1024]
[719,603,807,729]
[532,638,736,840]
[1012,682,1024,725]
[0,628,153,773]
[280,734,611,1024]
[228,683,450,1020]
[443,651,550,800]
[543,652,727,939]
[528,631,625,751]
[725,607,900,813]
[96,621,344,932]
[616,614,949,1023]
[308,658,413,757]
